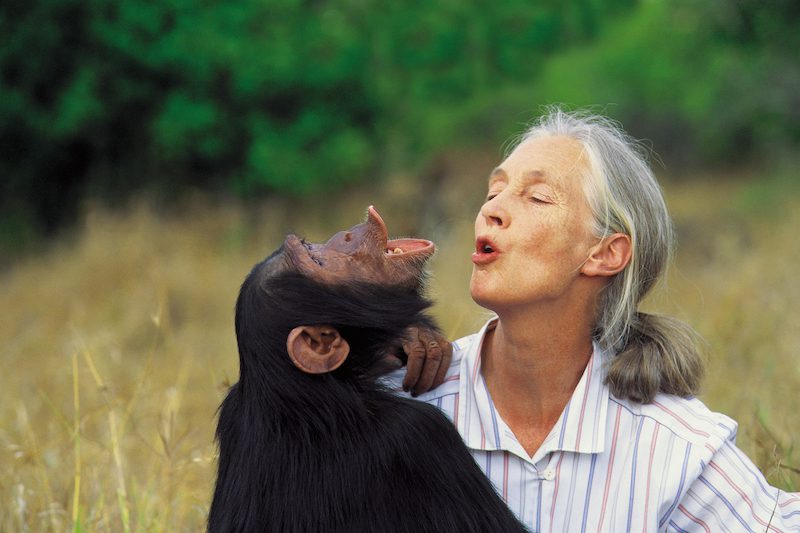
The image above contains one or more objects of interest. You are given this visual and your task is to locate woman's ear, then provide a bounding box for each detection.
[581,233,632,277]
[286,325,350,374]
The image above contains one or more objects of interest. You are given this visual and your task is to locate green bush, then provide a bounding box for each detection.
[528,0,800,164]
[1,0,797,249]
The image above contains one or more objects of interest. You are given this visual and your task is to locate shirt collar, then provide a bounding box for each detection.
[457,317,610,463]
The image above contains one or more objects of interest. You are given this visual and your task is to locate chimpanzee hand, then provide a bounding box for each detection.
[399,325,452,396]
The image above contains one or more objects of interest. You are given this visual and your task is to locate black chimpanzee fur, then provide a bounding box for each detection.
[208,246,529,532]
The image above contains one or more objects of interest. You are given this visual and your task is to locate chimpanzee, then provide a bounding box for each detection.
[209,206,529,533]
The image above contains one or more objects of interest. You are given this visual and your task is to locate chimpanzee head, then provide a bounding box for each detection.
[281,205,435,292]
[235,206,435,383]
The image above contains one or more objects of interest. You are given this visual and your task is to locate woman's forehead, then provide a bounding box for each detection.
[491,135,589,188]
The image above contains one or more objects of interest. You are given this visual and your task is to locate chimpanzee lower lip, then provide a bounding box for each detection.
[385,238,435,258]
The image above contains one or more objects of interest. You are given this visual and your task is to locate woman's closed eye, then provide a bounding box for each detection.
[530,194,554,204]
[485,189,503,201]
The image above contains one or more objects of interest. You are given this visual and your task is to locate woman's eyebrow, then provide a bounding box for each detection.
[523,169,546,183]
[488,168,508,186]
[488,168,549,187]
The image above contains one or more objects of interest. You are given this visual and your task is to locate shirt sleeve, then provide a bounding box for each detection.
[665,436,800,532]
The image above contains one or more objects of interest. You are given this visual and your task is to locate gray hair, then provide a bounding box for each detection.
[518,107,704,403]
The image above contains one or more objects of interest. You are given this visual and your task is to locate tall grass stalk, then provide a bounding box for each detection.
[71,351,81,531]
[18,402,60,531]
[81,347,131,533]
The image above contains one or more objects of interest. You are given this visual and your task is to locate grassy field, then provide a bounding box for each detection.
[1,161,798,531]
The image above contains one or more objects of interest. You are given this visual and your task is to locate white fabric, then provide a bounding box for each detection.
[383,318,800,532]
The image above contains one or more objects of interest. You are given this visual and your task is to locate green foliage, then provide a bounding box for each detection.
[1,0,798,248]
[527,0,800,164]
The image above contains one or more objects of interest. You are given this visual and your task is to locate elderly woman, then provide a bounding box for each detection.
[388,109,799,531]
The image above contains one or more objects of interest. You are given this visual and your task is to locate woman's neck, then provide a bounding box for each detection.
[481,299,595,456]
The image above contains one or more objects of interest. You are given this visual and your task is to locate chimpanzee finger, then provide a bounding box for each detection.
[411,328,443,395]
[430,331,453,389]
[401,326,425,392]
[380,353,404,374]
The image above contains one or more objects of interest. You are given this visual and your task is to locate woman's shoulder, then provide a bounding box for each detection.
[612,392,738,450]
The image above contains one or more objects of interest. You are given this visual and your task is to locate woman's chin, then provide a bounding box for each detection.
[469,285,500,312]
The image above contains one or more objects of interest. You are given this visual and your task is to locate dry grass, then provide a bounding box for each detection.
[1,167,798,531]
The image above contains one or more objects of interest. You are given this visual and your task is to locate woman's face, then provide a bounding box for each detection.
[470,135,598,313]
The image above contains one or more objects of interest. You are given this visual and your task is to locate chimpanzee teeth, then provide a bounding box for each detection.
[386,247,404,255]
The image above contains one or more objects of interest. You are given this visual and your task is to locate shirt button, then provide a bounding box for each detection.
[543,468,555,481]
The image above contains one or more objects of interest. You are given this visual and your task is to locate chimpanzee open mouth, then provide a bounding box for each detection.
[368,207,434,260]
[286,206,434,269]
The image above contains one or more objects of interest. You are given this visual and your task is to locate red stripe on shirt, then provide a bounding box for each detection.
[643,424,660,530]
[652,400,711,438]
[678,504,711,533]
[598,404,622,529]
[708,461,782,532]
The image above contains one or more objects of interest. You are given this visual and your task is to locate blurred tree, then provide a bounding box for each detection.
[0,0,796,249]
[525,0,800,166]
[1,0,382,239]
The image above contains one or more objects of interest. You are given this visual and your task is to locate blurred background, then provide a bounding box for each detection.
[1,0,799,530]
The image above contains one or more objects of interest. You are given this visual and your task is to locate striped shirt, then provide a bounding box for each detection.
[384,318,800,532]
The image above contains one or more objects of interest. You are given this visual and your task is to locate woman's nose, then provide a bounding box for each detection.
[480,196,508,228]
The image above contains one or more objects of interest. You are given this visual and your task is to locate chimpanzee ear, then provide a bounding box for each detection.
[286,325,350,374]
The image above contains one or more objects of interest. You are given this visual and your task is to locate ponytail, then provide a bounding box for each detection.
[605,312,705,403]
